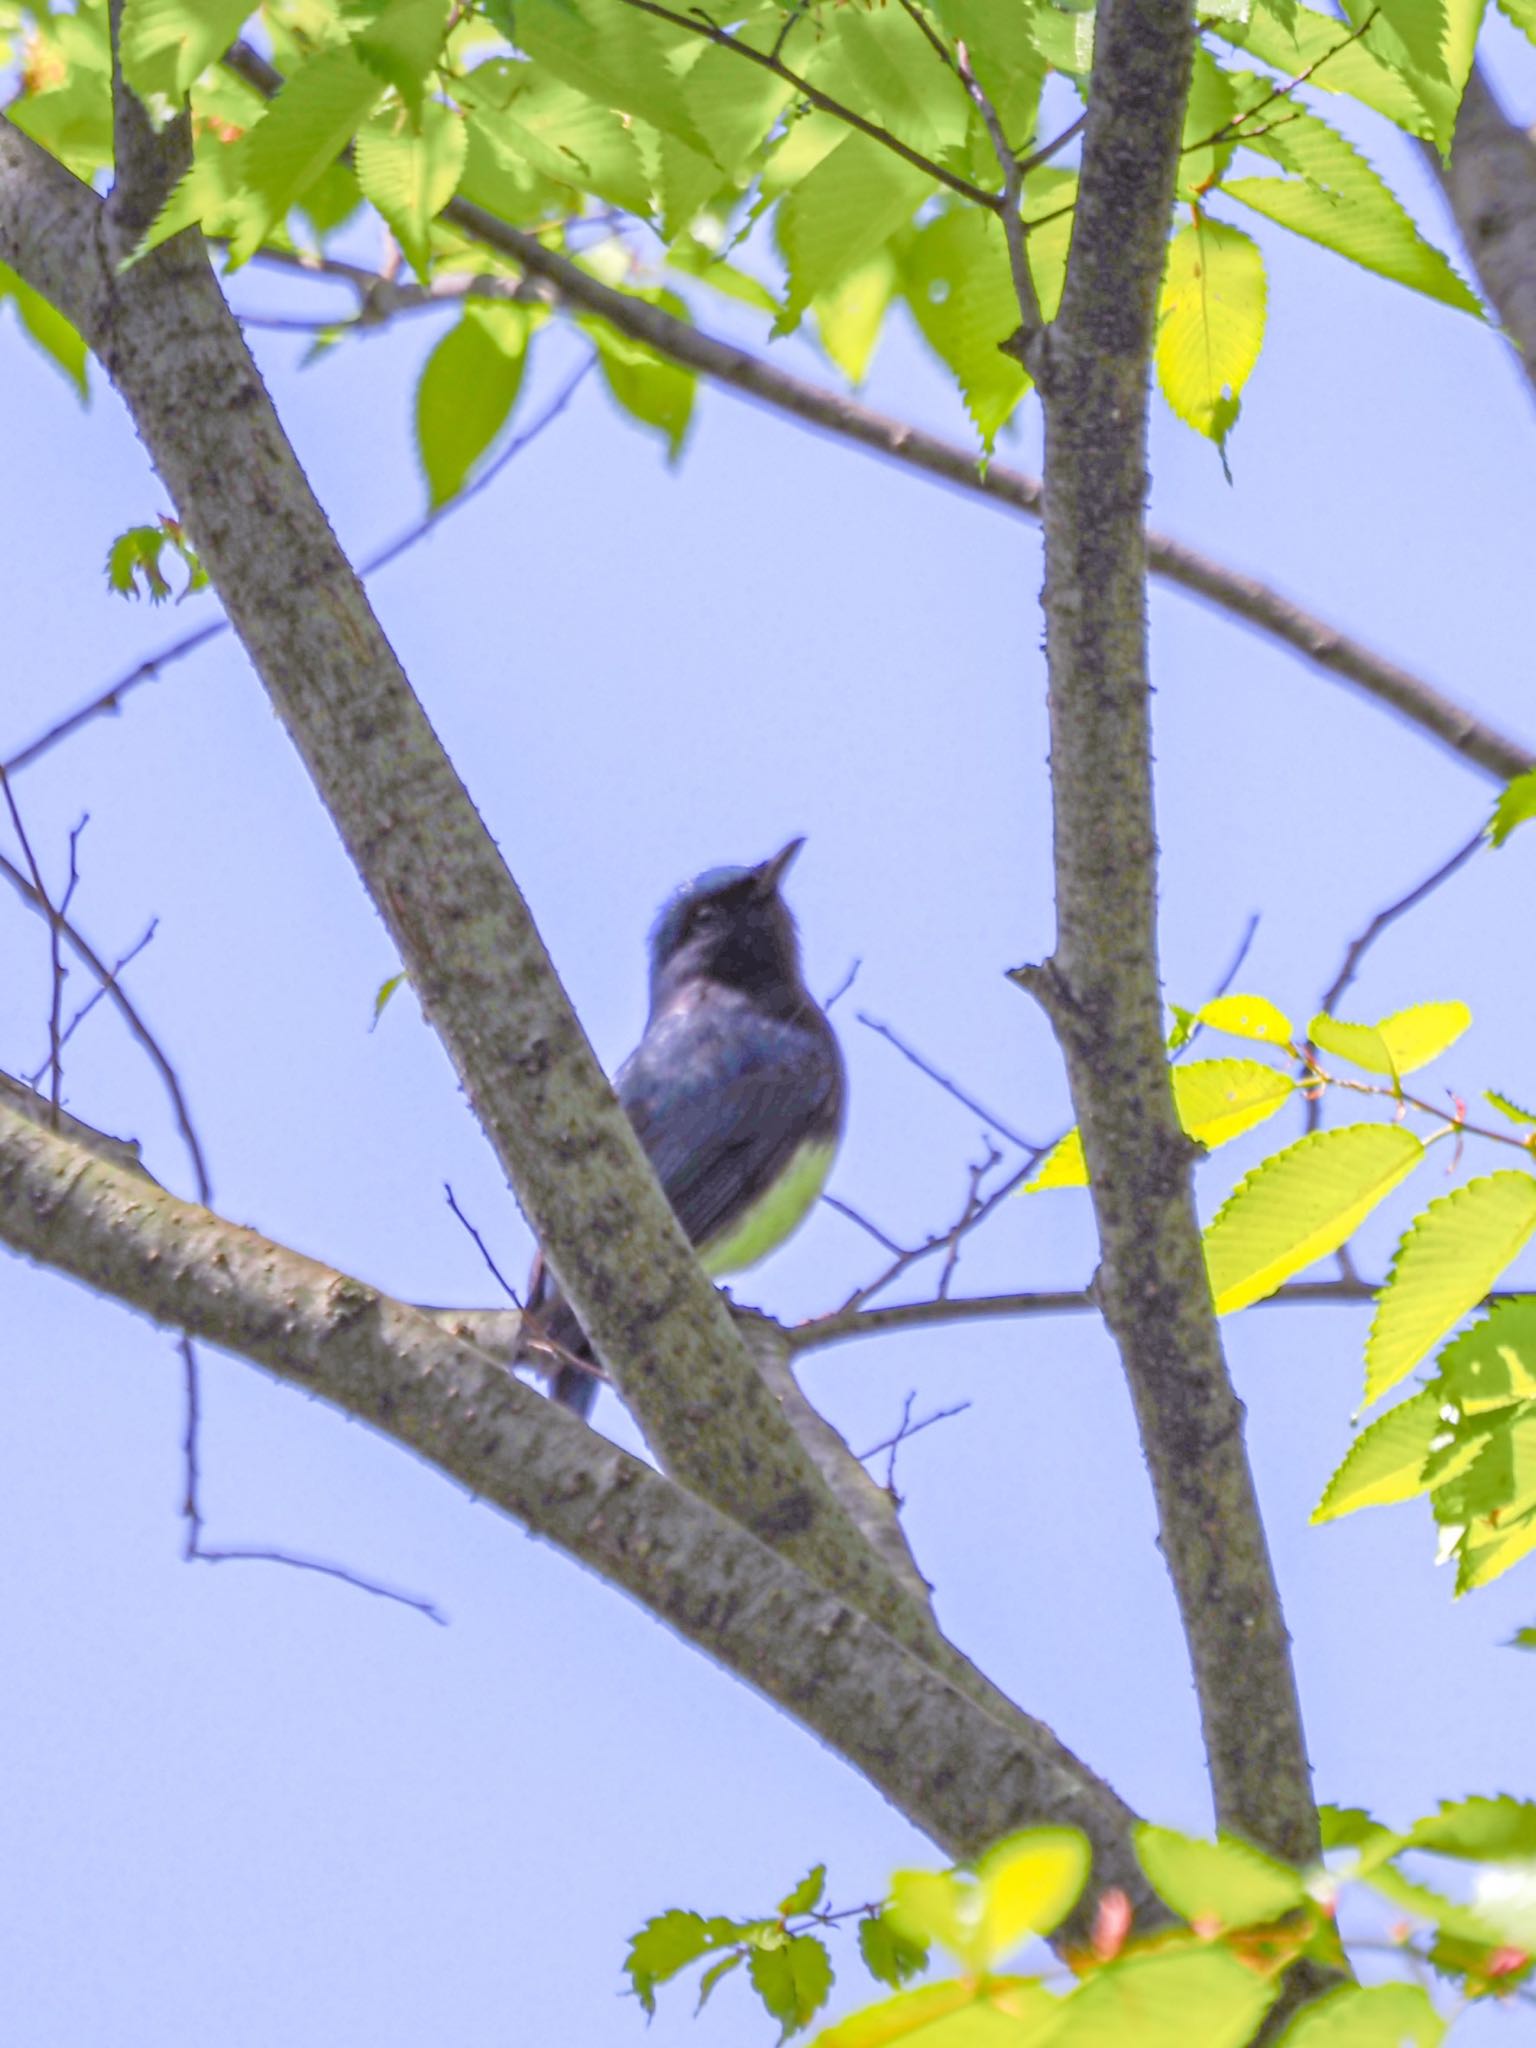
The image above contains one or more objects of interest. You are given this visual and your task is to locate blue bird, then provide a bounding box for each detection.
[527,839,846,1417]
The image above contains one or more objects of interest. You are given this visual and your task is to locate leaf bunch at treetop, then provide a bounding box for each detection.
[9,0,1484,479]
[1025,982,1536,1593]
[632,1814,1536,2041]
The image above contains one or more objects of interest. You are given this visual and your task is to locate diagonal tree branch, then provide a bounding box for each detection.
[0,1089,1161,1937]
[0,108,923,1643]
[1425,60,1536,403]
[1019,0,1322,1883]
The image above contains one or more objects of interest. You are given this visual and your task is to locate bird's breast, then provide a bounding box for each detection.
[698,1137,838,1278]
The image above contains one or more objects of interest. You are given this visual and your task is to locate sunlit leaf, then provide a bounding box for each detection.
[354,0,451,116]
[857,1912,929,1991]
[1197,994,1294,1044]
[779,1866,827,1918]
[121,0,255,104]
[1434,1299,1536,1413]
[414,303,528,505]
[901,206,1030,449]
[229,45,384,263]
[1309,1000,1470,1078]
[1136,1825,1305,1926]
[1047,1945,1275,2048]
[1366,1174,1536,1403]
[0,263,88,397]
[1156,217,1266,454]
[779,133,932,330]
[812,1976,1059,2048]
[815,251,898,388]
[587,305,696,459]
[1025,1061,1292,1194]
[355,100,467,277]
[748,1932,834,2038]
[1312,1389,1445,1521]
[1490,768,1536,847]
[1204,1124,1424,1314]
[1277,1980,1443,2047]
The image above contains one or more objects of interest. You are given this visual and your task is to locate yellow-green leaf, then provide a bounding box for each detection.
[812,1977,1059,2048]
[1309,1000,1470,1079]
[355,100,467,278]
[815,251,897,388]
[1156,217,1266,449]
[1024,1061,1292,1195]
[1278,1981,1444,2048]
[975,1830,1090,1957]
[1435,1299,1536,1413]
[1491,767,1536,847]
[1135,1826,1305,1927]
[414,304,528,506]
[1312,1389,1445,1521]
[1197,994,1294,1045]
[1047,1946,1275,2048]
[121,0,255,104]
[1365,1172,1536,1404]
[1023,1130,1086,1194]
[1204,1124,1424,1314]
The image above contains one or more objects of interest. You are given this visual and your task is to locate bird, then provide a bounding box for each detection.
[524,838,845,1418]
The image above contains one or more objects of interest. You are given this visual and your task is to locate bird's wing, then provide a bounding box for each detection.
[616,990,843,1255]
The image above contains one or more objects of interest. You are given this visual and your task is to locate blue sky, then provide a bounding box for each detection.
[2,34,1535,2044]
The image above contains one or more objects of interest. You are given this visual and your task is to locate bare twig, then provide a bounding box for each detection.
[857,1011,1040,1150]
[1304,826,1486,1132]
[26,918,157,1088]
[824,958,861,1011]
[857,1390,973,1493]
[1018,113,1087,176]
[0,769,71,1120]
[3,357,595,778]
[821,1194,905,1256]
[936,1136,1003,1299]
[955,39,1043,339]
[839,1146,1050,1312]
[444,1182,521,1306]
[1171,911,1261,1062]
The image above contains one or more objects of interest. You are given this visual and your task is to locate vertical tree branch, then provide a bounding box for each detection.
[1425,61,1536,403]
[1019,0,1322,1874]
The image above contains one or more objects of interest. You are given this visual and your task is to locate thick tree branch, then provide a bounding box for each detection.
[1026,0,1321,1874]
[0,1091,1160,1934]
[1426,61,1536,402]
[0,111,923,1642]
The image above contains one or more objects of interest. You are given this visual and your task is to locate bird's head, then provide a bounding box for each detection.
[648,838,809,1014]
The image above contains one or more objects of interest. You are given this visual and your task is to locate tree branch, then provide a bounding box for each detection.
[1425,61,1536,403]
[1025,0,1321,1880]
[0,1089,1161,1935]
[0,110,925,1641]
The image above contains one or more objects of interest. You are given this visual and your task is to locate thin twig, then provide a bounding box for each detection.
[954,40,1044,338]
[838,1146,1049,1312]
[857,1393,972,1484]
[0,769,70,1120]
[444,1182,522,1306]
[936,1136,1003,1299]
[1172,911,1261,1062]
[1304,826,1486,1132]
[858,1012,1039,1149]
[823,957,861,1011]
[26,919,158,1087]
[821,1193,905,1256]
[3,357,596,778]
[1018,112,1087,175]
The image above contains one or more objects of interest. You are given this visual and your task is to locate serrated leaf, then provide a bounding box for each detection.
[1412,1795,1536,1860]
[1048,1945,1276,2048]
[1309,1000,1470,1078]
[354,0,450,115]
[1215,3,1433,133]
[1277,1981,1443,2048]
[901,205,1029,448]
[1198,993,1294,1044]
[626,1909,729,2015]
[1156,218,1266,451]
[121,0,255,103]
[749,1933,833,2039]
[1025,1061,1293,1194]
[1491,768,1536,846]
[1224,103,1479,313]
[1366,1173,1536,1403]
[1344,0,1487,155]
[1435,1299,1536,1413]
[779,132,932,331]
[414,304,528,505]
[1501,0,1536,43]
[1135,1826,1305,1927]
[779,1866,827,1918]
[355,101,466,276]
[1023,1130,1086,1193]
[802,1,971,158]
[1312,1388,1445,1521]
[587,306,696,459]
[1204,1123,1424,1314]
[815,250,897,387]
[0,263,88,397]
[857,1912,929,1991]
[230,45,384,263]
[513,0,713,155]
[1486,1088,1536,1127]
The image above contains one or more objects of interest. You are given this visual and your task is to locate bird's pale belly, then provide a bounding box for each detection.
[699,1139,838,1278]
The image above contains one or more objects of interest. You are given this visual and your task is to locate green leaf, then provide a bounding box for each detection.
[1309,1000,1470,1078]
[230,45,385,263]
[1025,1060,1293,1194]
[1135,1826,1305,1927]
[626,1910,731,2015]
[1490,768,1536,847]
[1156,217,1266,453]
[697,1952,744,2011]
[1486,1088,1536,1127]
[779,133,932,331]
[1197,993,1294,1044]
[748,1933,834,2039]
[1204,1123,1424,1314]
[813,1976,1058,2048]
[1277,1981,1443,2048]
[1435,1299,1536,1413]
[371,972,407,1026]
[1412,1795,1536,1860]
[105,519,207,604]
[1366,1173,1536,1403]
[1312,1388,1445,1521]
[0,263,89,397]
[802,0,972,159]
[1341,0,1488,156]
[120,0,255,104]
[1047,1946,1275,2048]
[1215,3,1433,134]
[890,1833,1087,1974]
[354,0,451,115]
[587,305,696,460]
[513,0,712,155]
[355,101,466,277]
[857,1912,929,1991]
[901,206,1030,449]
[1223,104,1479,313]
[779,1866,827,1918]
[815,251,898,388]
[1510,1625,1536,1649]
[1500,0,1536,44]
[414,303,528,505]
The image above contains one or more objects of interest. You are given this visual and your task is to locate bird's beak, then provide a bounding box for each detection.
[756,837,805,895]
